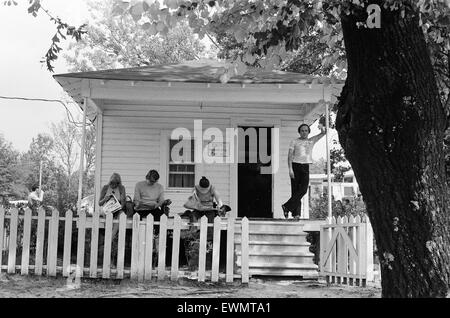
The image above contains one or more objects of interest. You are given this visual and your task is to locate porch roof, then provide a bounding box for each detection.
[54,59,342,85]
[53,59,344,112]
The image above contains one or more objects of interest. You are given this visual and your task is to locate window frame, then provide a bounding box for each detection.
[167,137,196,190]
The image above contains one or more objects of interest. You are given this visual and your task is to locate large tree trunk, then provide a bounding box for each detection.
[336,2,450,297]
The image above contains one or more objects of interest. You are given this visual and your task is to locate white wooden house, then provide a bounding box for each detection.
[54,59,343,277]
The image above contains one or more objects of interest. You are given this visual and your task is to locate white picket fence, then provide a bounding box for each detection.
[320,215,374,286]
[0,207,250,283]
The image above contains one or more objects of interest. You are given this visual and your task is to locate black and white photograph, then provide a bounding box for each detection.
[0,0,449,304]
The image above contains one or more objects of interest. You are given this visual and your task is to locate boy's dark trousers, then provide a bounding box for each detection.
[284,163,310,216]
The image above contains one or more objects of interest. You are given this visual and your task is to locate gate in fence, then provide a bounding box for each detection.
[0,207,250,283]
[320,215,374,287]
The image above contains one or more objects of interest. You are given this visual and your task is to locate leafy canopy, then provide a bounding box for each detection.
[110,0,449,84]
[64,0,208,72]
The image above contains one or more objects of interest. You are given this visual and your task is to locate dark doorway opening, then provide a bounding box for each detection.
[237,126,272,219]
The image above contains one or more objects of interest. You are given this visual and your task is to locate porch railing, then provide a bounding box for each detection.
[0,207,249,283]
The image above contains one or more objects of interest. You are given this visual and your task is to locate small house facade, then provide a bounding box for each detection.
[55,60,341,221]
[54,60,344,277]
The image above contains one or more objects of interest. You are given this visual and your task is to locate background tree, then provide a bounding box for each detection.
[51,119,79,192]
[0,134,20,199]
[63,0,208,72]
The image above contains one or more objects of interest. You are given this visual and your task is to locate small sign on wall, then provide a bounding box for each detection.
[206,141,229,158]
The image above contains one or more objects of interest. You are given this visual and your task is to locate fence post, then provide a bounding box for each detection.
[211,216,221,283]
[89,212,100,278]
[365,217,374,283]
[35,208,46,276]
[47,208,59,277]
[137,219,146,282]
[171,215,181,281]
[7,208,18,274]
[76,210,87,278]
[241,217,249,284]
[319,223,324,276]
[46,210,53,275]
[116,212,127,279]
[198,216,208,282]
[349,216,357,285]
[144,214,154,281]
[157,214,168,281]
[130,213,140,280]
[63,210,73,278]
[226,217,235,283]
[355,215,362,286]
[0,207,5,269]
[330,217,337,283]
[336,216,345,283]
[102,212,113,279]
[21,208,33,275]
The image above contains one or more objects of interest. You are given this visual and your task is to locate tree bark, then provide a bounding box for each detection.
[336,2,450,297]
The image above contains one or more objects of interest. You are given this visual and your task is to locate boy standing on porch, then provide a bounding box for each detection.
[282,123,326,219]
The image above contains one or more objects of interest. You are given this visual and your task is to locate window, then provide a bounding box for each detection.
[168,139,195,188]
[344,186,355,196]
[343,176,354,183]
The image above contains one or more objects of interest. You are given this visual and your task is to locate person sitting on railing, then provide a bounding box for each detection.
[27,185,44,212]
[183,176,229,224]
[98,173,128,265]
[99,173,127,214]
[133,170,172,221]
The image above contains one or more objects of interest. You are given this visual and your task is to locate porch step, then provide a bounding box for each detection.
[234,221,306,235]
[236,242,312,254]
[235,233,308,244]
[232,220,318,278]
[247,268,319,278]
[236,253,316,266]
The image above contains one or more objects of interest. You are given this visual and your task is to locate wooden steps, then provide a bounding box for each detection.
[234,219,318,278]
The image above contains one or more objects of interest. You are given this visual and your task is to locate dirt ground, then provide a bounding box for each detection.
[0,273,381,298]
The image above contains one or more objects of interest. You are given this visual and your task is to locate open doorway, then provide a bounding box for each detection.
[237,126,272,219]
